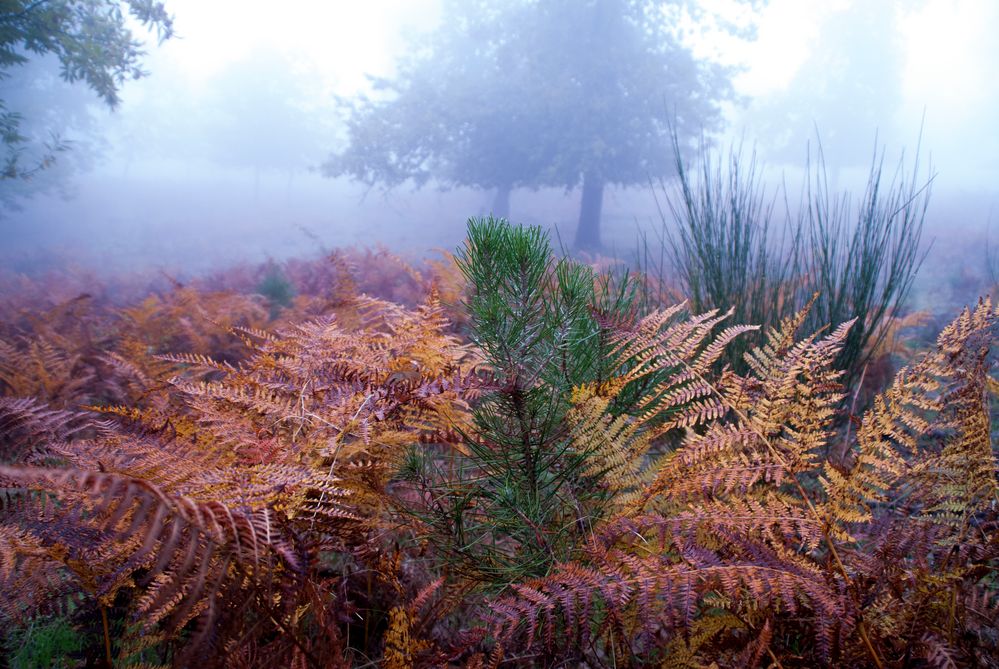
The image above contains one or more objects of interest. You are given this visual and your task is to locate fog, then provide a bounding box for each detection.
[2,0,997,309]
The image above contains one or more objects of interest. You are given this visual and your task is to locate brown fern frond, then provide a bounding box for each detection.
[921,632,963,669]
[156,352,243,377]
[0,464,311,634]
[0,275,480,667]
[735,617,774,669]
[491,552,846,659]
[0,396,89,461]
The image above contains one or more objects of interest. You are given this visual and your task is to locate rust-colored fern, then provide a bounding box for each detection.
[490,298,998,667]
[0,287,477,667]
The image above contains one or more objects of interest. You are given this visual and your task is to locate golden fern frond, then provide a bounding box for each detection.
[741,318,854,456]
[609,304,758,438]
[637,309,843,506]
[170,378,301,420]
[820,394,910,539]
[566,389,652,512]
[0,335,94,404]
[823,299,998,542]
[660,611,746,668]
[742,293,818,382]
[911,298,998,528]
[636,437,785,513]
[219,321,278,353]
[383,605,418,669]
[491,299,866,662]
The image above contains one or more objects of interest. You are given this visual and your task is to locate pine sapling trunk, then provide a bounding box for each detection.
[575,171,605,252]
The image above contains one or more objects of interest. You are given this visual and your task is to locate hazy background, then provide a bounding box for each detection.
[1,0,996,308]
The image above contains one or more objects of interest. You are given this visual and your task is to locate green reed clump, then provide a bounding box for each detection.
[648,137,801,372]
[649,132,931,394]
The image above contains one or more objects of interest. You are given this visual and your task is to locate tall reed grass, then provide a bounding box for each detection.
[643,131,932,394]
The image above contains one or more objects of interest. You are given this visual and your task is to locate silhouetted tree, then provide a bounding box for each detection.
[0,0,172,184]
[324,0,755,251]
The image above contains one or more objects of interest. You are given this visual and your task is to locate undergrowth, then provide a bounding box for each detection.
[0,218,995,668]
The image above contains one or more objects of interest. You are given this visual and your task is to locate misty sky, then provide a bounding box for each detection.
[2,0,997,278]
[122,0,996,179]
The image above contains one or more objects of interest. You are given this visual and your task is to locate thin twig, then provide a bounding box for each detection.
[101,604,112,667]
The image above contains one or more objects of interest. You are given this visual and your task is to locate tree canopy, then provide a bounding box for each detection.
[323,0,754,250]
[0,0,173,183]
[0,54,108,210]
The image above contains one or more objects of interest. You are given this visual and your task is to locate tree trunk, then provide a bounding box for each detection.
[574,171,604,252]
[491,184,511,220]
